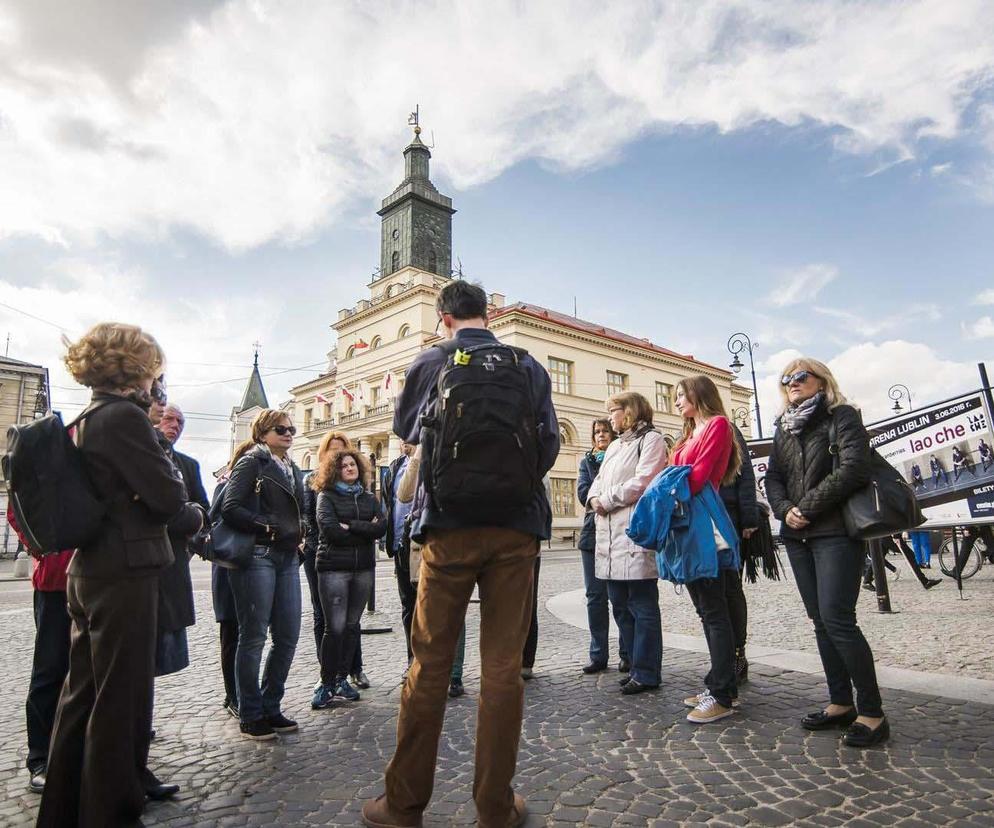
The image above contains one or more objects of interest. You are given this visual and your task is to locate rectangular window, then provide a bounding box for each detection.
[550,478,576,518]
[655,382,673,413]
[606,371,628,396]
[548,357,573,395]
[303,407,313,431]
[370,385,380,407]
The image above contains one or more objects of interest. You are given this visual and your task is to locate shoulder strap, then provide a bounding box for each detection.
[68,396,130,430]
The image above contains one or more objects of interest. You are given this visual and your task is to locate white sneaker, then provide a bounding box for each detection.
[686,693,735,724]
[684,690,740,709]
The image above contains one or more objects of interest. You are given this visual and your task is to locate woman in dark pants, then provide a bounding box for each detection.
[718,426,759,684]
[765,357,887,748]
[576,418,629,674]
[39,322,194,828]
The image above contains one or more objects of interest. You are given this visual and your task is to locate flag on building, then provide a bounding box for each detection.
[314,392,330,404]
[354,339,369,351]
[382,371,397,398]
[342,386,355,403]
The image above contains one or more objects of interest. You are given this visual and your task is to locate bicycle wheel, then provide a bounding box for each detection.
[938,538,983,579]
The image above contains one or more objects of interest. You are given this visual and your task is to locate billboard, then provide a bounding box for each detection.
[745,387,994,527]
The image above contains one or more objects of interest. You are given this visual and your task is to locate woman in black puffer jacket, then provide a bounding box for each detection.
[311,449,386,707]
[765,357,886,748]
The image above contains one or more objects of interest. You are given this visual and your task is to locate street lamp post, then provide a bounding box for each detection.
[888,383,913,413]
[730,406,751,431]
[727,332,763,439]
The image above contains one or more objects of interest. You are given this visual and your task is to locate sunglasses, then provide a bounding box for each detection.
[781,371,817,387]
[271,425,296,436]
[150,378,167,404]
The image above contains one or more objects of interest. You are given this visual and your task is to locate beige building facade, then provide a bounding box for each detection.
[282,129,752,535]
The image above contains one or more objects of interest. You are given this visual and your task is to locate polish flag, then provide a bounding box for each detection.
[342,387,355,403]
[353,339,369,351]
[314,392,330,404]
[382,372,395,397]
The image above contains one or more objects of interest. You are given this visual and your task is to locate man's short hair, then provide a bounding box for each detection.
[436,280,488,320]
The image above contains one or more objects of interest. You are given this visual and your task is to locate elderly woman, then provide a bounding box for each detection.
[39,323,196,828]
[586,392,668,694]
[576,418,630,674]
[222,409,306,741]
[765,358,886,747]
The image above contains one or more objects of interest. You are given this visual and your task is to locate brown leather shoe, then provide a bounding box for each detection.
[361,795,423,828]
[507,793,528,827]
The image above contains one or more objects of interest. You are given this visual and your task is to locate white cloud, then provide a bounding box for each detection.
[813,302,941,338]
[976,289,994,305]
[963,315,994,339]
[768,263,838,307]
[1,0,993,249]
[753,340,982,430]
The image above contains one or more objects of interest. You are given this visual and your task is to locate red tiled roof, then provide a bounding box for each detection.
[489,302,729,375]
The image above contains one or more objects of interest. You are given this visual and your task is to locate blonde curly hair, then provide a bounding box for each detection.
[63,323,165,390]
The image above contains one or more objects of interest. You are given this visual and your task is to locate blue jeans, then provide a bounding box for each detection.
[581,550,630,665]
[909,531,931,565]
[317,569,374,686]
[229,548,302,723]
[786,536,883,718]
[606,579,661,686]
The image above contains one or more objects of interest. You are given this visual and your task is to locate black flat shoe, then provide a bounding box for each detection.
[143,770,180,801]
[582,661,608,674]
[924,578,943,590]
[618,658,631,673]
[801,708,858,730]
[619,674,632,686]
[620,679,658,695]
[843,717,890,748]
[28,770,45,794]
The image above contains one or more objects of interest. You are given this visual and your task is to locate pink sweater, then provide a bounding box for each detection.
[670,416,733,495]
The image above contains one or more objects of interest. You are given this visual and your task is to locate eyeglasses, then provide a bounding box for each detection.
[781,371,817,387]
[150,378,167,405]
[271,425,296,436]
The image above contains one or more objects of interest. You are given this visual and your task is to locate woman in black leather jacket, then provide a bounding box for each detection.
[222,409,305,741]
[310,449,386,708]
[765,358,886,748]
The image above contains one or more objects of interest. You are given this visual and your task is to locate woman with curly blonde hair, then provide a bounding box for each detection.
[39,323,199,828]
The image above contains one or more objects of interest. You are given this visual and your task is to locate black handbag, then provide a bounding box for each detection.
[829,417,926,540]
[204,476,264,569]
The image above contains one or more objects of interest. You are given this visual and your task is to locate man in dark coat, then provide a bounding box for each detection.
[383,442,416,666]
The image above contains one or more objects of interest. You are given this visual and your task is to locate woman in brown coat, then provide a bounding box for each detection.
[38,323,199,828]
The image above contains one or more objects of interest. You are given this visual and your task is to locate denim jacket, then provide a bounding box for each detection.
[628,465,740,584]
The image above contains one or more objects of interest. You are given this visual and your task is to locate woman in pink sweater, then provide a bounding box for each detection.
[671,375,742,724]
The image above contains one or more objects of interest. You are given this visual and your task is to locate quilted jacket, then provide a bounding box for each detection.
[764,401,872,540]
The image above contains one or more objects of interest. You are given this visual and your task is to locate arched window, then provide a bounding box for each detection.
[398,324,410,339]
[370,336,382,350]
[302,453,313,470]
[558,420,577,447]
[345,345,355,360]
[427,248,437,273]
[391,251,400,273]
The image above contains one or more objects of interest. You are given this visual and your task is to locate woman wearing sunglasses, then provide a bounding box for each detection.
[222,410,306,741]
[765,358,886,748]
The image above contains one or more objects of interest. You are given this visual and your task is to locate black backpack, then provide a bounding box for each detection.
[421,340,540,523]
[3,399,124,554]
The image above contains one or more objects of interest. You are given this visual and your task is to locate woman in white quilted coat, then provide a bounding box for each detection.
[587,391,669,694]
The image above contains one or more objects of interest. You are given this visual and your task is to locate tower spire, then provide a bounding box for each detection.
[238,343,269,413]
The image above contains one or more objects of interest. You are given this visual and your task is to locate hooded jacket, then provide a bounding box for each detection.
[586,423,668,580]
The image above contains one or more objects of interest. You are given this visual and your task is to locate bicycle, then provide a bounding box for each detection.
[937,535,987,579]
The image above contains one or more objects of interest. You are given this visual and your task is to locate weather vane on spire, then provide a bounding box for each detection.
[408,104,421,136]
[252,340,261,368]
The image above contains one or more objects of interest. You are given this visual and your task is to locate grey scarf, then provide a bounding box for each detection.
[778,392,825,435]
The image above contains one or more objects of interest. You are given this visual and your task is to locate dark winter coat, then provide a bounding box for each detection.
[301,472,319,560]
[382,454,409,555]
[764,400,872,540]
[221,444,305,556]
[315,487,387,572]
[156,439,210,632]
[719,427,759,535]
[70,392,193,580]
[576,450,604,553]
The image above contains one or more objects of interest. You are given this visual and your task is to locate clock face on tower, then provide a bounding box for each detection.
[392,229,400,240]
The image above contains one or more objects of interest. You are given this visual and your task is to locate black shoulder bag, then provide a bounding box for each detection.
[828,416,925,540]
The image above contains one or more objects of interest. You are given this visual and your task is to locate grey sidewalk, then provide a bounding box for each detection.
[2,556,993,826]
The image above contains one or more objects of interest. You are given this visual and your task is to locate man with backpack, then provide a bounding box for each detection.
[362,280,560,828]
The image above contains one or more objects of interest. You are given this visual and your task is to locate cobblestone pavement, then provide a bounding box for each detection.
[2,554,994,827]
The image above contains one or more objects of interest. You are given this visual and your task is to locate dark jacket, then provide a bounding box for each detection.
[221,444,305,555]
[765,401,872,540]
[392,327,560,540]
[719,427,759,535]
[156,440,210,632]
[301,472,319,560]
[315,487,387,571]
[382,454,409,555]
[576,450,603,553]
[70,393,192,580]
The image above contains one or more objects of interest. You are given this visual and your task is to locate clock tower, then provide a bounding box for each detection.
[377,124,455,278]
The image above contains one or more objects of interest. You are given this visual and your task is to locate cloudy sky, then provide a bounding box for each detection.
[1,0,993,483]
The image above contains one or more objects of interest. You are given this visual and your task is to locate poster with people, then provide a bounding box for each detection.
[745,388,994,528]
